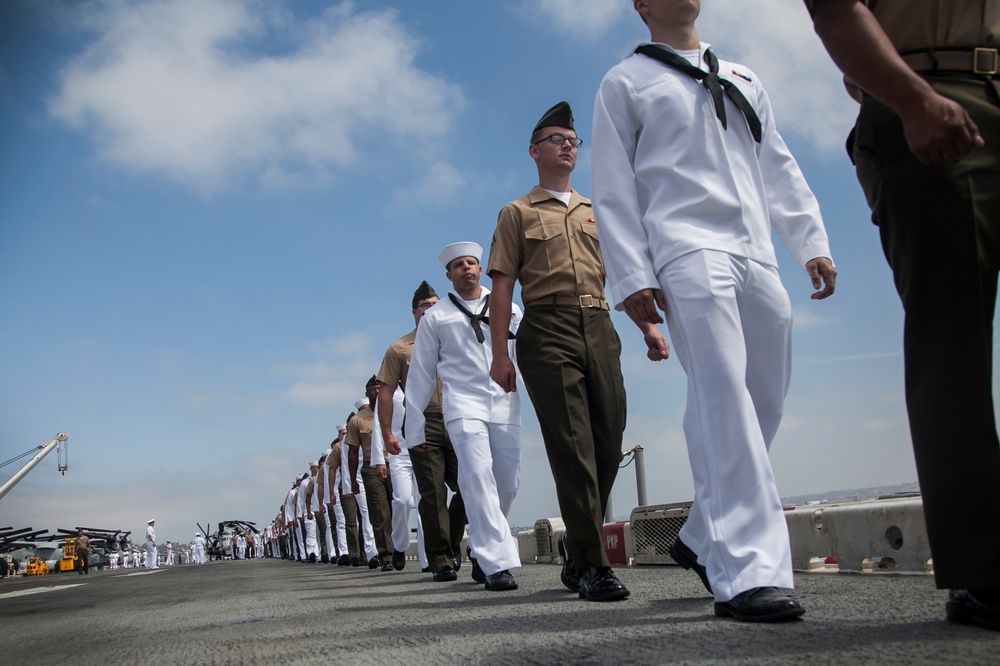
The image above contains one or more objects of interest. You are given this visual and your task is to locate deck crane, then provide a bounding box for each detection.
[0,433,69,502]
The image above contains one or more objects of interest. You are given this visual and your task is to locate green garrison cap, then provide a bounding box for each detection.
[534,101,574,133]
[412,280,438,308]
[365,374,378,391]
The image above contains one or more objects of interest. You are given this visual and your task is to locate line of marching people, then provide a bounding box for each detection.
[261,247,525,592]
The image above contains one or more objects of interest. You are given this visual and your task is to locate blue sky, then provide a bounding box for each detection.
[2,0,993,546]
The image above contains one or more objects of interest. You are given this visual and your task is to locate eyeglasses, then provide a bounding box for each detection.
[415,301,436,310]
[532,133,583,148]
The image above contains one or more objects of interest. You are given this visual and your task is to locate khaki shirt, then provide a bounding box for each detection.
[326,441,343,496]
[377,329,443,413]
[808,1,1000,99]
[488,186,607,304]
[345,406,374,465]
[863,0,999,53]
[75,535,90,553]
[315,464,326,500]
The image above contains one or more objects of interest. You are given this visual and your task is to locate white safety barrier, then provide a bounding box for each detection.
[515,495,932,575]
[784,496,931,574]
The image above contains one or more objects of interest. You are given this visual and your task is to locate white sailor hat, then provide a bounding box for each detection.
[309,460,319,467]
[323,448,333,457]
[147,518,155,524]
[195,533,201,537]
[354,398,368,410]
[438,241,482,269]
[336,423,347,432]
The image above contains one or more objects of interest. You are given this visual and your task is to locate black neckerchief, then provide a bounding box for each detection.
[634,44,762,143]
[448,292,491,344]
[447,292,516,344]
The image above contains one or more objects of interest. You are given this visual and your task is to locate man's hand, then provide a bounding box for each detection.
[376,464,387,480]
[411,444,427,453]
[623,288,667,326]
[639,322,670,361]
[806,257,837,300]
[351,480,360,495]
[899,89,984,165]
[307,512,313,520]
[490,356,517,393]
[385,434,402,456]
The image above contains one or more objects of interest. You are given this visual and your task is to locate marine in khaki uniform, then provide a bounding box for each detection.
[808,0,1000,631]
[377,281,468,581]
[347,377,394,571]
[487,101,629,601]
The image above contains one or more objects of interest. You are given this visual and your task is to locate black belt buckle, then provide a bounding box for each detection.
[974,47,997,75]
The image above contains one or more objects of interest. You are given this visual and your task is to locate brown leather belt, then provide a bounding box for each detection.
[524,294,610,310]
[901,48,998,76]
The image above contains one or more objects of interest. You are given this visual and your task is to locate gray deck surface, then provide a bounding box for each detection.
[1,558,997,665]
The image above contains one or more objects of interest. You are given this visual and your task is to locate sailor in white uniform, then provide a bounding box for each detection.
[297,465,319,562]
[372,386,427,572]
[145,519,158,569]
[406,241,523,591]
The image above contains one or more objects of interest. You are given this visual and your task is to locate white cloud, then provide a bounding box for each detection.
[695,1,859,154]
[280,333,381,407]
[48,0,465,193]
[524,0,631,39]
[541,0,859,155]
[792,304,832,330]
[389,161,466,208]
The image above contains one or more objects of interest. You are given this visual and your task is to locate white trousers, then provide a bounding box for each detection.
[446,419,521,576]
[387,448,427,568]
[145,542,157,569]
[354,485,378,560]
[333,501,348,557]
[165,551,173,565]
[304,518,318,557]
[659,250,794,602]
[320,510,335,559]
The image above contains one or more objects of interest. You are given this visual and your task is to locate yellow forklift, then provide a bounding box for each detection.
[57,538,78,572]
[24,555,49,576]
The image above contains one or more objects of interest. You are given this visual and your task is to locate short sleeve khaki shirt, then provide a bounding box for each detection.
[345,406,374,465]
[377,329,443,413]
[488,186,607,304]
[861,0,998,53]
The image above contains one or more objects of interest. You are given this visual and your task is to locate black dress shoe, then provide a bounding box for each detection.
[368,557,380,569]
[380,562,393,572]
[432,566,457,582]
[579,567,630,602]
[392,550,406,571]
[946,589,1000,631]
[453,547,463,572]
[558,532,580,592]
[320,555,329,564]
[485,569,518,591]
[421,566,432,573]
[470,553,486,584]
[668,538,712,594]
[350,556,361,567]
[308,553,317,563]
[714,587,805,622]
[337,555,351,566]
